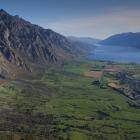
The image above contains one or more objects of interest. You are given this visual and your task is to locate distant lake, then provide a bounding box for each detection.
[88,44,140,64]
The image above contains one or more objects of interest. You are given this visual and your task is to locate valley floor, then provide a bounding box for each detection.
[0,60,140,140]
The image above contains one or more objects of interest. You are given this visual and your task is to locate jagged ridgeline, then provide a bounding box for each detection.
[0,9,93,79]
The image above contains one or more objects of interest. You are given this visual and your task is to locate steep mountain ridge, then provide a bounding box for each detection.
[0,9,90,79]
[0,10,73,64]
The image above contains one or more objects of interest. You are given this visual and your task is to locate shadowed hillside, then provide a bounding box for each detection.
[100,32,140,48]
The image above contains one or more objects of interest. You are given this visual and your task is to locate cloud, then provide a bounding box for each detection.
[42,9,140,39]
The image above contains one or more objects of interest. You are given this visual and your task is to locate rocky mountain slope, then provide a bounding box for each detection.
[0,9,93,79]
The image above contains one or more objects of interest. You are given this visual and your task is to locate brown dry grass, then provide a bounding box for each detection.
[0,79,8,85]
[108,83,120,89]
[13,133,22,140]
[84,71,102,78]
[104,65,123,72]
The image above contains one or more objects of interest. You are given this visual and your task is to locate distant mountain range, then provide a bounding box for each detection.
[68,36,100,45]
[100,32,140,48]
[68,36,100,53]
[0,9,95,79]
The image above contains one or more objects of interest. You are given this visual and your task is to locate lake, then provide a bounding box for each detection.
[88,44,140,64]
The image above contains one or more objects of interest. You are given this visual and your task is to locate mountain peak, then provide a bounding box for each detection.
[0,9,9,15]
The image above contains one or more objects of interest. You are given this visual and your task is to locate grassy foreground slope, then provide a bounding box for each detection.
[0,60,140,140]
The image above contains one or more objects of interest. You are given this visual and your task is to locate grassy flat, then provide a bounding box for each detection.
[0,60,140,140]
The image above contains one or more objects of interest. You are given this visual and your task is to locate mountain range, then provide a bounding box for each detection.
[68,36,100,45]
[1,9,139,79]
[0,9,95,79]
[100,32,140,48]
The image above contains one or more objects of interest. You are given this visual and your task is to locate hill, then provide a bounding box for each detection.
[100,32,140,47]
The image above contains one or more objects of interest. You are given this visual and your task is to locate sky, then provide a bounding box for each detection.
[0,0,140,39]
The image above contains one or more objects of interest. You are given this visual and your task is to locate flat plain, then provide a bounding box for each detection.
[0,60,140,140]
